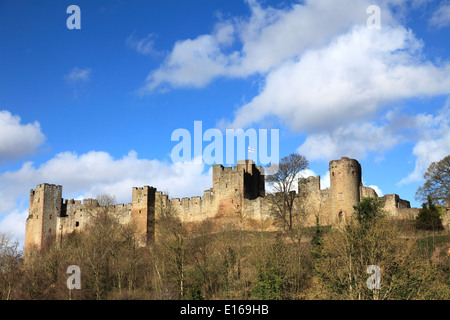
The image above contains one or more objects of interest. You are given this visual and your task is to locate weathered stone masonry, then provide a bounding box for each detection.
[25,157,429,254]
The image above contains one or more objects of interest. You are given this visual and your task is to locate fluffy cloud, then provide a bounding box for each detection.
[0,110,45,164]
[0,210,28,246]
[399,103,450,184]
[142,33,234,91]
[0,150,215,244]
[126,33,160,56]
[141,0,384,93]
[142,0,450,167]
[0,150,212,216]
[298,118,401,161]
[229,25,450,132]
[429,3,450,28]
[320,171,331,190]
[368,185,384,197]
[64,67,91,82]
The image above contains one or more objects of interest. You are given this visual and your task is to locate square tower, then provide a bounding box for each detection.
[132,186,156,246]
[25,184,62,254]
[212,160,265,214]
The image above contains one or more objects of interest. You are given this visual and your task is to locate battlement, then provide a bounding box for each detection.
[164,190,214,207]
[133,186,156,191]
[360,186,378,198]
[298,175,321,194]
[30,183,62,198]
[65,199,81,205]
[64,198,101,206]
[25,158,420,254]
[330,156,359,166]
[35,183,62,189]
[154,188,216,221]
[212,160,260,176]
[108,203,132,209]
[382,194,411,209]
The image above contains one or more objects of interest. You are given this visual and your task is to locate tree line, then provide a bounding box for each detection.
[0,154,448,300]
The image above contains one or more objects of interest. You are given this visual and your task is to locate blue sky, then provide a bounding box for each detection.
[1,0,450,246]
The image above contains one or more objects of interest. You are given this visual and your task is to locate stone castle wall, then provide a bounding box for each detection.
[25,157,432,253]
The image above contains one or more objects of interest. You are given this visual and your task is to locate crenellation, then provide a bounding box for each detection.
[360,186,378,199]
[25,157,421,255]
[203,189,213,202]
[83,198,99,206]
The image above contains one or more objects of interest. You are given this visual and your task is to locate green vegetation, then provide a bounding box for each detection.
[1,197,449,300]
[415,196,444,231]
[415,155,450,207]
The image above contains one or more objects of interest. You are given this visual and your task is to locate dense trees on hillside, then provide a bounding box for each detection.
[1,194,449,300]
[416,155,450,206]
[314,197,448,299]
[265,153,309,242]
[415,196,445,231]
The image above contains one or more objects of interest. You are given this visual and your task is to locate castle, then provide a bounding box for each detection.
[25,157,418,254]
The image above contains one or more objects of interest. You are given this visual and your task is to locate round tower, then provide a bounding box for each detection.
[329,157,362,224]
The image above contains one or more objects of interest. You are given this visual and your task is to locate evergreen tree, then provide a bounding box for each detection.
[415,196,444,231]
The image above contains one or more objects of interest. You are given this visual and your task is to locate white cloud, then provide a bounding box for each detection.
[0,150,214,243]
[399,103,450,184]
[126,33,160,56]
[0,110,45,164]
[320,171,331,190]
[429,3,450,28]
[233,0,384,76]
[64,67,91,82]
[142,34,234,91]
[0,210,28,246]
[141,0,389,93]
[298,119,401,161]
[0,150,212,214]
[142,0,450,165]
[368,185,384,197]
[229,24,450,132]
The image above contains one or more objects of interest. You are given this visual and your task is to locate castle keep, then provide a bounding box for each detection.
[25,157,415,253]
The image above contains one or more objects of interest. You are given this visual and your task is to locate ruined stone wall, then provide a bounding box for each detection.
[360,186,378,198]
[237,160,265,199]
[57,199,93,243]
[296,176,332,226]
[212,164,245,214]
[26,157,429,253]
[57,199,132,245]
[382,194,411,216]
[25,184,62,254]
[157,189,217,223]
[132,186,156,246]
[442,208,450,229]
[317,189,332,226]
[157,160,265,228]
[25,183,136,254]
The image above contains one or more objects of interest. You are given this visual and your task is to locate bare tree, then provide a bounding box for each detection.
[265,153,309,232]
[415,155,450,206]
[0,233,22,300]
[154,196,188,299]
[96,193,116,207]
